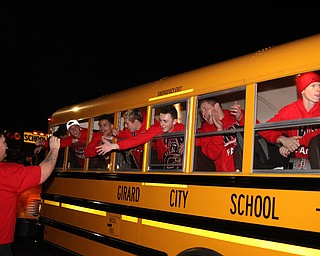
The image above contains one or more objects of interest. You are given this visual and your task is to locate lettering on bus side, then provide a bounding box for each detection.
[117,185,140,202]
[169,189,188,208]
[230,193,279,220]
[157,86,182,96]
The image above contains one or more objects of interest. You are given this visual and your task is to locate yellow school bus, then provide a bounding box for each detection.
[40,34,320,256]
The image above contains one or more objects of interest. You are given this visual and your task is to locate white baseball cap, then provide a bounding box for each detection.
[66,120,80,130]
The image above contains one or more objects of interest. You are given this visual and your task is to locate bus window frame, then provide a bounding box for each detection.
[194,87,246,173]
[147,100,188,172]
[253,72,320,174]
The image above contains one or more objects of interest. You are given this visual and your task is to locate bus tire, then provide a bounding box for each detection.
[177,247,223,256]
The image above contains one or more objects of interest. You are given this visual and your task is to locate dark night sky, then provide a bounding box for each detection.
[1,1,319,132]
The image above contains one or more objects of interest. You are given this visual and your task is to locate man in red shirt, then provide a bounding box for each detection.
[35,119,88,167]
[96,105,185,169]
[112,109,147,168]
[259,71,320,170]
[196,97,244,172]
[84,114,114,169]
[0,131,60,256]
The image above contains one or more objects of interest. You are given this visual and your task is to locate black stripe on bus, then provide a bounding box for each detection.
[40,217,167,256]
[41,241,81,256]
[41,193,320,250]
[51,172,320,191]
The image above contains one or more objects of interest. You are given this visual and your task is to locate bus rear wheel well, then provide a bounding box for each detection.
[177,247,223,256]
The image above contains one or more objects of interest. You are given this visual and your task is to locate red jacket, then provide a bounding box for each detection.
[116,115,148,168]
[259,98,320,159]
[44,128,88,167]
[84,131,111,166]
[117,121,185,163]
[197,110,245,172]
[84,131,103,157]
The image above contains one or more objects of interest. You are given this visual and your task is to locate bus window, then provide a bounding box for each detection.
[63,119,89,170]
[114,107,148,171]
[256,71,320,172]
[87,114,115,171]
[195,89,245,172]
[148,102,186,171]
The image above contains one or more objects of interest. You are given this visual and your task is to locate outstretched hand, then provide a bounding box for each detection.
[96,140,118,155]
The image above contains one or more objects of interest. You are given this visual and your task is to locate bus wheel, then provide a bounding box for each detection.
[177,247,222,256]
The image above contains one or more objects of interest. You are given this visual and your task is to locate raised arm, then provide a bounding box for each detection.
[39,136,60,184]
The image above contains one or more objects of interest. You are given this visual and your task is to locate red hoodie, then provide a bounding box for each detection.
[116,113,148,168]
[196,109,245,172]
[259,98,320,159]
[84,131,111,166]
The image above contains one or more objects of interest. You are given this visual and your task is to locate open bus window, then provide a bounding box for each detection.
[52,119,89,171]
[52,122,84,170]
[87,114,116,171]
[114,107,147,171]
[194,89,245,172]
[255,71,320,172]
[148,102,186,172]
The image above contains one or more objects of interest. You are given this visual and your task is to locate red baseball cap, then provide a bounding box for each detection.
[296,72,320,96]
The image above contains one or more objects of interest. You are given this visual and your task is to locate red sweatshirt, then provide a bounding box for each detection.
[197,109,245,172]
[116,115,148,168]
[117,121,185,165]
[43,128,88,167]
[84,131,111,166]
[259,98,320,159]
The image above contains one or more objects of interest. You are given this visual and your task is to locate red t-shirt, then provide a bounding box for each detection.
[0,162,41,244]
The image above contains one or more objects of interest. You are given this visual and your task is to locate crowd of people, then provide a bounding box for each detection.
[28,71,320,172]
[3,70,318,175]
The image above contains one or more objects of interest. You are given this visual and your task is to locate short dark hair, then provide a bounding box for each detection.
[199,97,220,108]
[160,105,178,120]
[98,114,114,124]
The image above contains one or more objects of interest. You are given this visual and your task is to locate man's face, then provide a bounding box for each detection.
[303,82,320,103]
[200,101,215,123]
[68,125,81,138]
[99,119,113,135]
[200,101,224,124]
[124,117,138,133]
[159,113,177,133]
[0,135,7,162]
